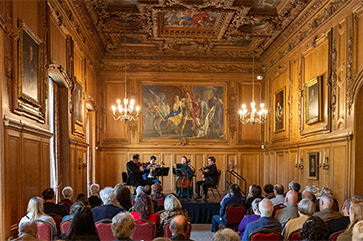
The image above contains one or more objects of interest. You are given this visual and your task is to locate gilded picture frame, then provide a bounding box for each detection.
[308,152,319,180]
[72,77,85,137]
[304,76,322,125]
[273,87,285,133]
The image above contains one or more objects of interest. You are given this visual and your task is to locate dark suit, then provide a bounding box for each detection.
[171,235,194,241]
[328,216,350,235]
[195,164,218,196]
[92,204,124,223]
[43,202,68,217]
[89,195,102,208]
[126,161,153,187]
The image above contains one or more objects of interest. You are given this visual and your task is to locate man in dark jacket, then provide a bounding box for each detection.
[126,154,153,188]
[194,156,218,201]
[42,188,68,217]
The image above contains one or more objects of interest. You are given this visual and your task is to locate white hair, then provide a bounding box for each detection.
[62,186,73,198]
[100,187,116,205]
[259,198,274,217]
[90,184,100,195]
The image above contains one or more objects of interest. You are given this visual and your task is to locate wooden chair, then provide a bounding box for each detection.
[130,219,156,241]
[249,228,282,241]
[288,229,303,241]
[164,222,192,239]
[329,230,344,241]
[220,205,245,230]
[60,218,73,234]
[208,169,222,199]
[95,219,114,241]
[34,220,53,241]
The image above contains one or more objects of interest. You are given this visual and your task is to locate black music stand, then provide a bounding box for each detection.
[154,167,169,186]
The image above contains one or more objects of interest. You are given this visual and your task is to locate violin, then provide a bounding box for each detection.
[136,162,147,168]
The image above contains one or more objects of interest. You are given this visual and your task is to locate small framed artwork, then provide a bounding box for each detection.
[304,76,322,124]
[274,87,285,133]
[308,152,319,180]
[74,80,83,125]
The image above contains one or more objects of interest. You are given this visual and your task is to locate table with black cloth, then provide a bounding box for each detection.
[181,201,220,223]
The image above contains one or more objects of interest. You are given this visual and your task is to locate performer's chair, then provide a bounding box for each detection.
[208,169,222,199]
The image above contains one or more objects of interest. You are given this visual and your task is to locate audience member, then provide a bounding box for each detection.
[242,198,282,241]
[283,198,316,240]
[292,182,302,201]
[212,184,245,232]
[62,202,84,222]
[238,198,261,240]
[143,185,159,211]
[12,221,40,241]
[275,190,299,227]
[169,215,193,241]
[317,187,339,212]
[92,187,124,223]
[89,184,102,208]
[114,183,123,193]
[245,185,262,211]
[337,200,363,241]
[247,185,256,199]
[353,196,363,202]
[76,193,91,208]
[304,184,318,202]
[153,238,172,241]
[302,190,313,201]
[353,220,363,241]
[116,186,132,211]
[313,194,342,222]
[160,194,190,232]
[42,188,67,217]
[271,184,285,206]
[263,184,275,199]
[213,228,240,241]
[60,205,100,240]
[327,198,351,235]
[58,186,74,213]
[131,193,160,226]
[299,216,329,241]
[151,183,166,199]
[111,212,135,241]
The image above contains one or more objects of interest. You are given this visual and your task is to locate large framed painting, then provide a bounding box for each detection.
[75,80,83,125]
[142,85,225,139]
[304,76,322,125]
[308,152,319,180]
[274,87,285,133]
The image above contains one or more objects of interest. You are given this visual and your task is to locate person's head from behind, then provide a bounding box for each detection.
[100,187,116,205]
[319,194,334,210]
[143,185,152,195]
[67,205,97,238]
[76,193,90,206]
[18,221,38,238]
[299,216,328,241]
[302,190,313,201]
[292,182,301,192]
[170,215,188,236]
[69,202,85,216]
[27,197,44,220]
[164,194,182,212]
[285,190,299,205]
[136,186,144,196]
[62,186,73,199]
[259,198,273,217]
[42,188,55,202]
[353,220,363,241]
[153,183,163,194]
[90,184,100,195]
[252,185,262,197]
[342,198,352,216]
[248,184,256,195]
[347,200,363,231]
[274,184,284,196]
[134,193,154,219]
[289,181,296,191]
[230,184,241,196]
[298,198,316,216]
[111,212,135,239]
[251,198,262,215]
[213,228,240,241]
[114,183,123,193]
[263,184,274,195]
[117,186,132,205]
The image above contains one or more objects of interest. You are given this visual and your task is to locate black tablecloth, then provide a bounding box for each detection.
[181,201,220,224]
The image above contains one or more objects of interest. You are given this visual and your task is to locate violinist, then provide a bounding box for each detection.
[142,156,161,184]
[173,156,195,199]
[126,154,154,189]
[194,156,218,201]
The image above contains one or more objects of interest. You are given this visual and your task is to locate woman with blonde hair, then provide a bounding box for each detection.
[337,200,363,241]
[160,194,190,232]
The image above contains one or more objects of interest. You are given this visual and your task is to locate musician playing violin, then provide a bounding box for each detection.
[126,154,154,189]
[142,155,161,184]
[173,156,195,199]
[194,156,218,201]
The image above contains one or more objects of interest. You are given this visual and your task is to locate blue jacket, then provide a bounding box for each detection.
[220,194,245,219]
[92,204,124,223]
[242,217,282,241]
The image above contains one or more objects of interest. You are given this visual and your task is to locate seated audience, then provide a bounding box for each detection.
[89,184,102,208]
[263,184,275,199]
[337,200,363,241]
[19,197,56,233]
[316,187,339,212]
[116,186,132,211]
[302,190,314,201]
[160,194,190,232]
[299,216,329,241]
[92,187,124,223]
[353,196,363,202]
[353,220,363,241]
[245,185,262,211]
[283,198,316,240]
[304,184,318,202]
[292,182,302,201]
[242,198,282,241]
[143,185,159,211]
[153,238,172,241]
[131,193,160,226]
[275,190,299,227]
[238,198,261,239]
[76,193,91,208]
[151,183,166,199]
[58,186,74,214]
[114,183,123,193]
[169,215,193,241]
[212,184,245,232]
[111,212,135,241]
[327,198,351,235]
[59,205,100,240]
[270,184,285,206]
[42,188,67,217]
[62,202,84,222]
[247,185,256,199]
[12,221,39,241]
[313,194,342,222]
[214,228,242,241]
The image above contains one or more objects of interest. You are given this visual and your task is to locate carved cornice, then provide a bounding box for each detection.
[331,38,337,118]
[347,28,353,115]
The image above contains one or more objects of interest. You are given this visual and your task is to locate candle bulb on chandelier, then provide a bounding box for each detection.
[112,106,116,115]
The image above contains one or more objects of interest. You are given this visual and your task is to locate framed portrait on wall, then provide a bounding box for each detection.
[304,76,322,124]
[75,80,83,125]
[308,152,319,180]
[274,87,285,133]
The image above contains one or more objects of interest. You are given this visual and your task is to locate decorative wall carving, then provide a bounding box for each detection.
[228,93,237,139]
[331,38,337,118]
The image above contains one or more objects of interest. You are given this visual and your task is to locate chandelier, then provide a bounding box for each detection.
[239,24,267,125]
[111,24,140,122]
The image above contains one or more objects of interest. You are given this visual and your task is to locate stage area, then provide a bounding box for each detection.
[180,197,221,224]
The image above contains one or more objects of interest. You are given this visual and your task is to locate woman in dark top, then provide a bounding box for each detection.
[116,186,132,211]
[60,204,100,240]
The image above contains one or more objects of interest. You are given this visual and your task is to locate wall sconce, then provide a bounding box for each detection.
[295,155,304,170]
[322,157,329,170]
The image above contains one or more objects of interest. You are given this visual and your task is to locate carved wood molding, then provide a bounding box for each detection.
[331,37,337,119]
[3,115,53,138]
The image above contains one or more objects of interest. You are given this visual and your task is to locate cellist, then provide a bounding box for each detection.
[173,156,195,199]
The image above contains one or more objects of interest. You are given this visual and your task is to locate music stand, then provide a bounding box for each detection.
[154,167,169,186]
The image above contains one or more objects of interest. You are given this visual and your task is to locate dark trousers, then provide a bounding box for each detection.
[195,180,215,196]
[211,215,226,232]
